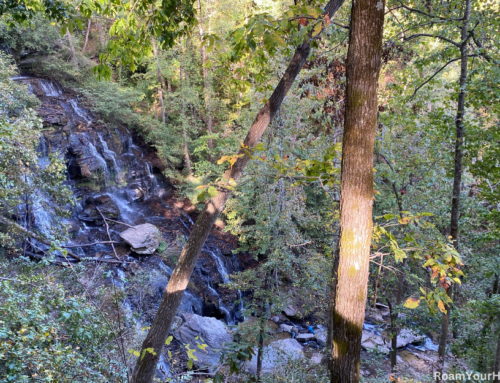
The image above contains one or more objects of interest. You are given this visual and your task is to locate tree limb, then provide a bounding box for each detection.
[404,33,460,47]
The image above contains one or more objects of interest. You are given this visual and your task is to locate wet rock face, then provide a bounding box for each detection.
[119,223,162,254]
[78,194,120,224]
[125,185,144,202]
[174,313,233,372]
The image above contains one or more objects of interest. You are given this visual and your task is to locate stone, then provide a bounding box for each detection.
[315,328,327,346]
[279,324,297,333]
[244,339,305,375]
[310,353,323,365]
[174,313,233,372]
[119,223,162,254]
[283,305,298,317]
[367,307,384,323]
[361,330,390,353]
[296,333,315,342]
[78,194,120,223]
[125,185,144,202]
[396,329,425,348]
[270,315,280,323]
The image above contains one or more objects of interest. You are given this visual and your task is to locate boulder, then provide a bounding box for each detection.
[315,328,327,346]
[279,324,297,333]
[310,353,323,365]
[173,314,232,372]
[361,330,390,353]
[245,339,305,375]
[270,316,280,323]
[396,329,425,348]
[296,333,315,342]
[119,223,162,254]
[125,185,144,202]
[78,194,120,223]
[283,305,298,318]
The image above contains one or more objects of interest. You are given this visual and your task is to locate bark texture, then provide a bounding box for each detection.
[495,329,500,383]
[129,1,346,382]
[437,0,471,379]
[330,0,385,380]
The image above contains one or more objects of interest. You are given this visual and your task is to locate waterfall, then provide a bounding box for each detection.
[207,285,232,324]
[39,80,61,97]
[69,99,92,125]
[145,163,158,195]
[97,133,120,176]
[83,135,108,174]
[204,248,230,284]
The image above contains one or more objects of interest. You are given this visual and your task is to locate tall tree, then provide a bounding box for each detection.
[329,0,385,380]
[129,0,346,381]
[437,0,471,378]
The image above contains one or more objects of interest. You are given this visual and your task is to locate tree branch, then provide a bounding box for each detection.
[397,1,464,21]
[404,33,460,47]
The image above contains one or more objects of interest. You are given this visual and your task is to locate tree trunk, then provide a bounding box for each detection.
[82,18,91,55]
[96,20,106,46]
[437,0,471,379]
[180,46,192,175]
[330,0,385,380]
[197,0,214,157]
[66,30,76,63]
[495,328,500,383]
[151,38,166,126]
[129,1,345,382]
[327,245,339,379]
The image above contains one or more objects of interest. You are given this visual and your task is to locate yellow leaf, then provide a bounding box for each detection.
[404,297,420,309]
[437,300,447,314]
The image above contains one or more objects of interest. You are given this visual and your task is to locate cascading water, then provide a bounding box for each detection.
[98,133,120,176]
[39,79,62,97]
[69,99,92,125]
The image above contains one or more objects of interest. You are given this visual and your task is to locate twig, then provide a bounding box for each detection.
[287,241,312,248]
[103,218,137,229]
[62,241,121,248]
[95,207,120,260]
[83,257,133,264]
[404,33,459,47]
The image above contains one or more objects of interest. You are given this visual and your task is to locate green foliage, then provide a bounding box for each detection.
[0,258,124,382]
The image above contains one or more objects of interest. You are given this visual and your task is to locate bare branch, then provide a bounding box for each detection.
[397,1,464,22]
[404,33,460,47]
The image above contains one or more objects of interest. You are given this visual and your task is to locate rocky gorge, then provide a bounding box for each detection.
[12,75,451,381]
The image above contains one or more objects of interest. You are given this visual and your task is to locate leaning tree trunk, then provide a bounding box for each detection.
[329,0,385,380]
[129,1,346,382]
[437,0,471,380]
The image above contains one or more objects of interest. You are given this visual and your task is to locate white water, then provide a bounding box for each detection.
[205,248,230,284]
[82,134,108,173]
[69,99,92,125]
[158,261,173,276]
[39,80,61,97]
[108,192,136,224]
[145,163,158,195]
[98,133,120,175]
